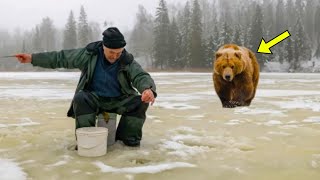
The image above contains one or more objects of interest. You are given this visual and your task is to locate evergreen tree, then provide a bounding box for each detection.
[204,35,215,68]
[232,24,242,45]
[275,0,285,34]
[153,0,170,69]
[285,0,296,29]
[249,4,263,50]
[129,5,154,67]
[168,17,182,69]
[249,4,264,69]
[219,0,234,24]
[212,25,220,50]
[304,0,316,41]
[200,0,218,38]
[78,5,90,47]
[277,45,286,64]
[262,0,275,36]
[219,21,233,45]
[32,25,42,52]
[314,5,320,58]
[22,39,26,53]
[88,21,101,42]
[291,18,312,71]
[291,38,299,71]
[294,0,305,19]
[174,33,184,69]
[285,35,293,65]
[264,29,276,62]
[179,1,192,68]
[243,26,251,48]
[63,10,77,49]
[190,0,204,68]
[39,17,56,51]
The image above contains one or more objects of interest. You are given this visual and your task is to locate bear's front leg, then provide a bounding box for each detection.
[232,83,254,106]
[216,88,234,108]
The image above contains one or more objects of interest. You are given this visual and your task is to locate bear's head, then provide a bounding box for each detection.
[214,51,245,82]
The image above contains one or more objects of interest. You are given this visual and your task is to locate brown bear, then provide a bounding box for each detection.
[213,44,260,108]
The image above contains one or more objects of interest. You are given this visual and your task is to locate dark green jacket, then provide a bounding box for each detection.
[31,41,157,118]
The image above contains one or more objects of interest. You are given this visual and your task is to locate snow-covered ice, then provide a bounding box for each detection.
[0,72,320,180]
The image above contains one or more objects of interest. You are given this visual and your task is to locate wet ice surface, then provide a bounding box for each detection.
[0,72,320,180]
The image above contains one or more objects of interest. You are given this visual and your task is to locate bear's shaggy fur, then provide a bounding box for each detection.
[213,44,260,108]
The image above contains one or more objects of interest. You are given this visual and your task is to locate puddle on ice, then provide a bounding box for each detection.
[0,72,320,180]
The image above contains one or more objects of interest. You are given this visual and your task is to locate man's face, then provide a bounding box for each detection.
[103,46,124,63]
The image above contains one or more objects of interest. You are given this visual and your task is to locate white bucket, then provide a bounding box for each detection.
[76,127,108,157]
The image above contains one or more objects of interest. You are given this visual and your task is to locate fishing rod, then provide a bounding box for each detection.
[0,55,16,58]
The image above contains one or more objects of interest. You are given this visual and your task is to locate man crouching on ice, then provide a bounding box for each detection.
[15,27,157,147]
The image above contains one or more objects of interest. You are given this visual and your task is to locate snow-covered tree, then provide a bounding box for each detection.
[39,17,56,51]
[78,5,90,47]
[129,5,154,67]
[190,0,204,68]
[63,11,77,49]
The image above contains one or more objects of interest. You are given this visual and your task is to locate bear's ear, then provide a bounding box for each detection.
[215,52,222,59]
[234,52,241,59]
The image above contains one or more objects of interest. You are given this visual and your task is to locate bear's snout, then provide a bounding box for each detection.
[223,68,234,81]
[224,75,231,81]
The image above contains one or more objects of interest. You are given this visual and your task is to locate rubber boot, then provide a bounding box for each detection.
[75,113,97,129]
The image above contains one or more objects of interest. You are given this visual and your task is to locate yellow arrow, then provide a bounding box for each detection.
[257,30,291,54]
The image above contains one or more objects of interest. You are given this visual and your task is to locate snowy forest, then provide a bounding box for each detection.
[0,0,320,72]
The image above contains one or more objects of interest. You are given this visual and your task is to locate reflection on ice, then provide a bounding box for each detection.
[0,88,73,100]
[46,160,68,167]
[257,89,320,97]
[303,116,320,123]
[264,120,283,126]
[234,107,286,116]
[0,72,80,80]
[155,101,200,110]
[160,140,210,158]
[0,159,26,180]
[93,161,196,174]
[311,154,320,169]
[269,98,320,112]
[0,118,40,128]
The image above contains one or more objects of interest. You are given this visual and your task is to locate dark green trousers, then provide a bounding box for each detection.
[73,90,149,145]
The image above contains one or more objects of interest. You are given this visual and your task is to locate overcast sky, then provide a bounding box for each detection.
[0,0,187,32]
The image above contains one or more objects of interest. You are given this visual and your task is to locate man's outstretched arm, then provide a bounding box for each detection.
[15,48,88,70]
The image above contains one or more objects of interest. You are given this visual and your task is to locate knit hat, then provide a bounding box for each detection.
[102,27,126,49]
